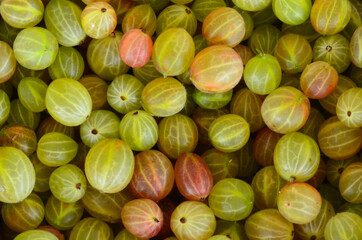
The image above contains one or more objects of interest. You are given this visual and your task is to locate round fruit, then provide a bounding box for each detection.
[122,4,157,36]
[310,0,351,35]
[69,218,113,240]
[0,89,11,126]
[7,99,40,130]
[250,4,278,25]
[209,114,250,152]
[48,47,84,81]
[10,64,50,88]
[114,229,145,240]
[79,75,108,110]
[175,152,213,201]
[81,2,117,39]
[80,110,120,148]
[107,74,144,114]
[36,116,74,139]
[157,113,198,159]
[141,77,186,117]
[232,0,272,11]
[119,110,158,151]
[191,0,226,22]
[0,123,37,156]
[13,27,58,71]
[85,139,134,193]
[171,201,216,240]
[336,88,362,128]
[14,230,58,240]
[277,182,322,224]
[350,26,362,68]
[230,88,264,133]
[273,33,313,74]
[318,116,361,160]
[201,148,239,184]
[130,150,174,202]
[274,132,320,182]
[209,178,254,221]
[244,54,282,95]
[192,107,229,145]
[49,164,87,203]
[248,24,281,55]
[245,209,294,240]
[119,29,153,68]
[36,225,64,240]
[313,34,351,73]
[0,0,44,28]
[272,0,311,25]
[87,31,129,81]
[81,185,133,223]
[261,86,310,134]
[233,44,254,65]
[152,28,195,77]
[121,199,163,239]
[132,59,163,85]
[326,155,359,188]
[202,7,245,47]
[156,4,197,36]
[17,77,47,113]
[253,127,282,166]
[45,78,92,127]
[44,0,86,47]
[294,198,335,240]
[251,166,288,209]
[37,132,78,167]
[0,41,16,83]
[45,195,84,231]
[299,107,325,141]
[324,212,362,240]
[1,193,44,232]
[300,61,339,99]
[190,45,243,93]
[339,162,362,204]
[319,75,357,115]
[0,147,35,203]
[192,88,233,110]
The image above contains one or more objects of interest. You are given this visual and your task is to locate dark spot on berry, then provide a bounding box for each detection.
[180,217,186,223]
[338,168,344,174]
[199,197,205,202]
[133,111,139,116]
[153,217,159,223]
[290,176,296,182]
[310,235,316,240]
[185,9,191,14]
[101,8,107,13]
[326,46,332,52]
[76,183,81,190]
[226,235,232,239]
[91,129,98,135]
[347,111,351,117]
[120,96,126,101]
